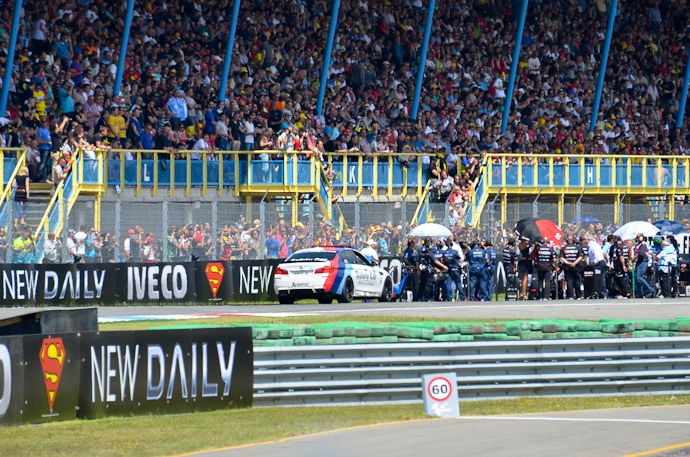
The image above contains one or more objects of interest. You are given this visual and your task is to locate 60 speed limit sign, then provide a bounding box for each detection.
[422,373,460,418]
[427,376,453,401]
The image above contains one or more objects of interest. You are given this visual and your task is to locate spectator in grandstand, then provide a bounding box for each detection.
[0,226,7,262]
[12,227,34,264]
[12,166,30,229]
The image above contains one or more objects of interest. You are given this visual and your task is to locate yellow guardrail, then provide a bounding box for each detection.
[322,151,432,198]
[93,149,437,199]
[411,180,432,225]
[0,148,27,209]
[483,153,690,194]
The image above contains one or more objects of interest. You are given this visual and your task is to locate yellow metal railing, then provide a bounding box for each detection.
[483,153,690,194]
[34,149,109,243]
[98,150,436,198]
[411,180,432,225]
[323,151,432,198]
[0,148,27,208]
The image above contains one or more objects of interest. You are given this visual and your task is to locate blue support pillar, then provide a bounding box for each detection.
[113,0,135,96]
[0,0,22,117]
[218,0,243,103]
[411,0,436,120]
[315,0,342,119]
[500,0,529,133]
[677,50,690,128]
[589,0,618,133]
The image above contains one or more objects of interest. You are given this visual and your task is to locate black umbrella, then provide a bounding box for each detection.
[514,218,564,247]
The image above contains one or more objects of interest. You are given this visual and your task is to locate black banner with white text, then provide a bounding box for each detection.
[0,328,253,426]
[0,260,282,306]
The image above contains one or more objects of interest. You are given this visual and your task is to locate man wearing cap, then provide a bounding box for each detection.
[361,238,379,264]
[483,239,497,301]
[64,229,77,264]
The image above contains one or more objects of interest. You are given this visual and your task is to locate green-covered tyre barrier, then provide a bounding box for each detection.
[150,318,690,347]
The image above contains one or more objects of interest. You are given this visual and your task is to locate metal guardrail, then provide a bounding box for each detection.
[253,338,690,407]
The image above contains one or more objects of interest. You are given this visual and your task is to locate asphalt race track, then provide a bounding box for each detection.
[3,298,690,457]
[191,405,690,457]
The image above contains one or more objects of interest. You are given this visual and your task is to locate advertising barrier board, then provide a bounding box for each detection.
[0,327,254,426]
[0,260,282,306]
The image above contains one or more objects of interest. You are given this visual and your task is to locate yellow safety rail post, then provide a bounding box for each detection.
[356,154,363,197]
[411,180,432,225]
[386,155,394,198]
[0,148,26,210]
[340,154,348,197]
[401,162,408,199]
[371,154,378,197]
[218,150,225,196]
[119,150,126,191]
[234,150,241,197]
[202,151,208,197]
[136,150,143,197]
[185,151,192,196]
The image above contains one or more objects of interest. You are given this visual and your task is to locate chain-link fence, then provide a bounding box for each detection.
[53,197,420,262]
[477,194,659,243]
[7,192,689,264]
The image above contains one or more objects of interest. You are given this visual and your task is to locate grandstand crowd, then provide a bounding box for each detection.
[0,0,687,181]
[1,0,690,298]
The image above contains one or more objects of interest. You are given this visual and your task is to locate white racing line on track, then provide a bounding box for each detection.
[99,312,313,323]
[98,300,662,322]
[301,300,651,315]
[460,416,690,425]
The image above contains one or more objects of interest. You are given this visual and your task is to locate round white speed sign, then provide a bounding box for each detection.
[426,376,453,402]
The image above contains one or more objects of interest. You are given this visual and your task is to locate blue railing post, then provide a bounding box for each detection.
[315,0,342,118]
[501,0,529,133]
[113,0,135,96]
[0,0,22,117]
[677,50,690,128]
[589,0,618,133]
[218,0,243,103]
[410,0,436,121]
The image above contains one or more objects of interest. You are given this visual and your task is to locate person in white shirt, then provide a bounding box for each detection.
[584,232,608,298]
[360,239,379,264]
[191,134,211,160]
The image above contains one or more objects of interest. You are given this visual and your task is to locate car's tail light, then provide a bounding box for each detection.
[314,265,334,274]
[275,267,289,275]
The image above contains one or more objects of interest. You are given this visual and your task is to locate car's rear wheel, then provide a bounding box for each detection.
[318,297,332,304]
[378,278,393,302]
[337,278,354,303]
[278,295,294,305]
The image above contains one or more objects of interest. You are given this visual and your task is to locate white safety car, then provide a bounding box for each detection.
[274,247,393,304]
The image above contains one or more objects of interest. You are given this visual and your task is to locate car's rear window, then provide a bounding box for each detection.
[284,251,336,263]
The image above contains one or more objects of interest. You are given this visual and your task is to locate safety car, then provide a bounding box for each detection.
[274,246,393,304]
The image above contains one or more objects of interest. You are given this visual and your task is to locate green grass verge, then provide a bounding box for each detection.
[98,315,512,332]
[2,395,689,457]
